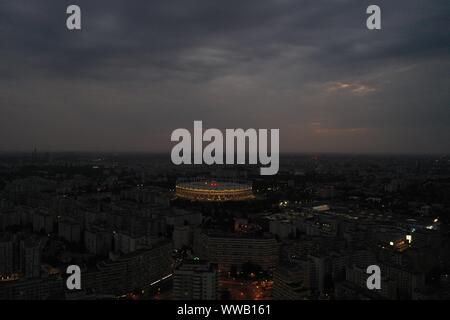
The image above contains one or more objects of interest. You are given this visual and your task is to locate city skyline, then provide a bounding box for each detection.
[1,152,449,301]
[0,0,449,154]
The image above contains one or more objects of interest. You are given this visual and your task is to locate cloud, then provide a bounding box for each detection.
[326,82,377,95]
[0,0,449,153]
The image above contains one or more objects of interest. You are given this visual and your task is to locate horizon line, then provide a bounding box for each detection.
[0,150,448,157]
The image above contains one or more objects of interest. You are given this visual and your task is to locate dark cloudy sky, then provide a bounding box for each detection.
[0,0,449,153]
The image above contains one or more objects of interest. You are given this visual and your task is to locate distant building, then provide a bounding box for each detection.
[174,260,218,300]
[194,230,280,271]
[83,241,173,295]
[175,179,254,202]
[114,232,146,255]
[0,276,64,300]
[273,263,310,300]
[269,220,296,239]
[381,263,425,298]
[58,219,81,243]
[84,227,113,256]
[173,225,192,250]
[308,254,328,293]
[165,208,203,227]
[20,238,42,279]
[0,210,21,230]
[335,265,397,300]
[0,234,14,277]
[32,211,54,234]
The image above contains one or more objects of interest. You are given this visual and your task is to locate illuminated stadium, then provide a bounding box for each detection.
[175,179,255,202]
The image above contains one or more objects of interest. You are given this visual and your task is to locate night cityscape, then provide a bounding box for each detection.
[0,152,449,300]
[0,0,449,309]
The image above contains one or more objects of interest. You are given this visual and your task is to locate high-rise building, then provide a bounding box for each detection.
[82,241,173,295]
[58,219,81,243]
[0,276,64,300]
[173,260,218,300]
[32,211,54,234]
[381,263,425,298]
[0,234,14,277]
[273,263,310,300]
[173,225,192,250]
[335,265,397,300]
[84,227,113,256]
[194,230,280,271]
[113,232,146,255]
[20,238,42,279]
[308,254,328,293]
